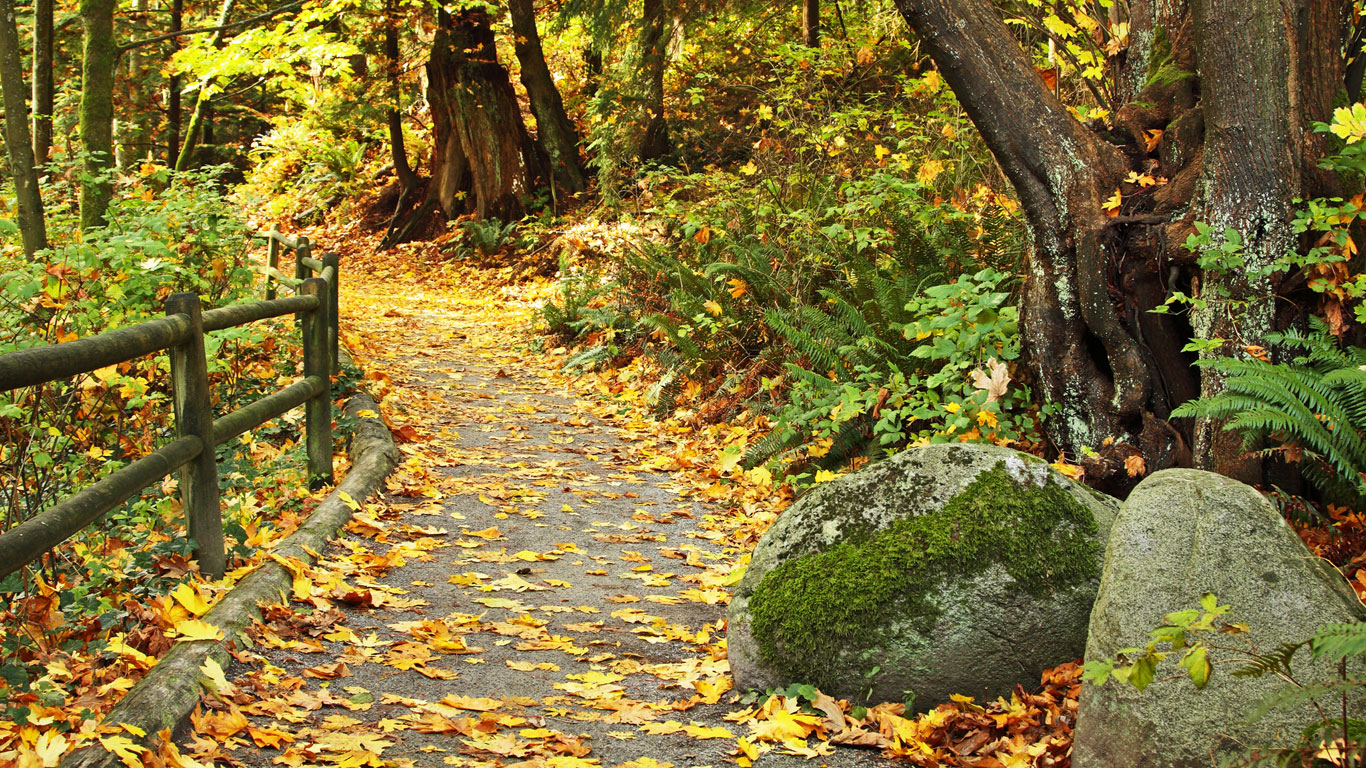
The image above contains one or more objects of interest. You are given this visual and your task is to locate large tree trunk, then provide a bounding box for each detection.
[0,0,47,256]
[31,0,52,164]
[425,7,544,221]
[894,0,1346,495]
[79,0,117,231]
[508,0,586,197]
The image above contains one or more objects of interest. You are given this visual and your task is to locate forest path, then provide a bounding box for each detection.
[179,255,896,768]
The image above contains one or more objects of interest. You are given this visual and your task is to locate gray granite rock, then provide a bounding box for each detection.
[1074,469,1366,768]
[727,443,1117,710]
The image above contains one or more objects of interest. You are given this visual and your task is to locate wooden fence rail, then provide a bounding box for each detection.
[0,232,341,581]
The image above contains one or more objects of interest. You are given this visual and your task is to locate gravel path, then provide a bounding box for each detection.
[182,269,899,768]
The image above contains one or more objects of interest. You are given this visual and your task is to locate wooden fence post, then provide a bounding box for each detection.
[301,278,333,489]
[265,236,279,301]
[166,293,224,579]
[294,236,311,284]
[322,252,339,374]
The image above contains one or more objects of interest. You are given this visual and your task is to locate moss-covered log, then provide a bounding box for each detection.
[57,377,399,768]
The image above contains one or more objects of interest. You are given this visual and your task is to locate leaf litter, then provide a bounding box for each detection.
[5,229,1081,767]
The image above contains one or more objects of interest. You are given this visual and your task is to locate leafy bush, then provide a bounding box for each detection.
[747,268,1032,484]
[542,253,620,341]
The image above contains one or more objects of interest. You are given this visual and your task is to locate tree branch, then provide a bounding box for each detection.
[118,0,305,53]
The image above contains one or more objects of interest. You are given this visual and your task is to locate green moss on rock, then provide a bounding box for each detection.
[746,461,1101,692]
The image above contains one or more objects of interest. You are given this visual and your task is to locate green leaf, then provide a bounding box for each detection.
[1128,654,1158,692]
[1080,659,1115,686]
[1180,646,1210,688]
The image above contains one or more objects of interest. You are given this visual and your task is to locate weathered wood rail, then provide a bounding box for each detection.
[0,232,341,581]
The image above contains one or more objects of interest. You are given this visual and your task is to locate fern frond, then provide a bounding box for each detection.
[1309,622,1366,662]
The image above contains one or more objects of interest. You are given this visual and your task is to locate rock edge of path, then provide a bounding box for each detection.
[60,361,401,768]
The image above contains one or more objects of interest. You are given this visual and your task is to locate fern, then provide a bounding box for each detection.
[1310,622,1366,663]
[1173,322,1366,506]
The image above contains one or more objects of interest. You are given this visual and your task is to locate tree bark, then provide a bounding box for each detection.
[508,0,586,197]
[803,0,819,47]
[635,0,671,162]
[174,0,236,172]
[118,0,151,168]
[168,0,182,166]
[31,0,52,164]
[894,0,1346,494]
[425,7,544,221]
[79,0,117,231]
[0,0,47,256]
[383,0,417,193]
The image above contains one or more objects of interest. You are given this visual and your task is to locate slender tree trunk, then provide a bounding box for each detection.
[893,0,1347,494]
[79,0,117,231]
[636,0,671,162]
[174,0,235,172]
[167,0,182,166]
[0,0,47,256]
[803,0,820,47]
[31,0,52,164]
[118,0,150,168]
[425,7,544,221]
[583,45,602,99]
[383,0,417,193]
[508,0,586,196]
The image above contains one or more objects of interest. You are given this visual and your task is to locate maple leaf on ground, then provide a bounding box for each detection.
[748,708,822,742]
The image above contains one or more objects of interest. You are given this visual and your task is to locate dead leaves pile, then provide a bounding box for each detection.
[725,664,1080,767]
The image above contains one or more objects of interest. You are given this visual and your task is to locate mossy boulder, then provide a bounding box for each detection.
[1073,469,1366,768]
[727,443,1117,709]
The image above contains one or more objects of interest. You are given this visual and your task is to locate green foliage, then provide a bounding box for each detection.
[461,218,520,256]
[1171,321,1366,507]
[1084,597,1366,768]
[1081,592,1230,692]
[542,254,620,341]
[242,121,373,221]
[749,268,1030,485]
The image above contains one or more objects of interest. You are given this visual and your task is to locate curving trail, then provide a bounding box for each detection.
[175,249,900,768]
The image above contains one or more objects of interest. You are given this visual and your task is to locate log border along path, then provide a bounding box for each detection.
[170,248,896,768]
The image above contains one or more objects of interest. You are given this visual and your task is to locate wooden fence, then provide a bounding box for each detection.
[0,232,340,581]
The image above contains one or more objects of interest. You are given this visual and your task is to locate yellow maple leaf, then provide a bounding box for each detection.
[703,300,723,316]
[1102,188,1122,216]
[170,583,211,617]
[199,656,235,696]
[173,618,224,643]
[34,730,67,767]
[749,708,822,742]
[98,735,146,768]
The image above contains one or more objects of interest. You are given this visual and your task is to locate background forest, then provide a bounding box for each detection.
[4,0,1366,764]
